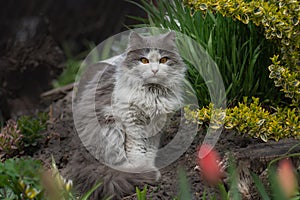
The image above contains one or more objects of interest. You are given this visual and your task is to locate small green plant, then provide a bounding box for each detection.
[0,158,43,200]
[52,42,99,88]
[136,185,148,200]
[177,168,193,200]
[0,120,23,159]
[0,157,107,200]
[52,58,81,88]
[185,97,300,141]
[52,44,83,88]
[0,113,48,160]
[48,156,107,200]
[17,113,48,154]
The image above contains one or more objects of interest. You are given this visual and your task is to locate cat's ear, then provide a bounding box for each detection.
[129,32,143,44]
[161,31,177,52]
[162,31,176,43]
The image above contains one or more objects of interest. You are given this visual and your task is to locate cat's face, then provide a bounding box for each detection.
[120,32,185,88]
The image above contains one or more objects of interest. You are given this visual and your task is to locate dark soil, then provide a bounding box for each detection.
[32,91,300,200]
[0,0,146,122]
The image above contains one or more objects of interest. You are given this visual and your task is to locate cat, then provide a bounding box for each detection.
[69,31,186,199]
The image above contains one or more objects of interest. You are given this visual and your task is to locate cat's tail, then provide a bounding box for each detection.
[67,147,160,200]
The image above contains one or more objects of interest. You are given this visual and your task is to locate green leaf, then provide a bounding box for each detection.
[227,155,241,200]
[136,185,147,200]
[251,172,271,200]
[79,181,105,200]
[177,168,192,200]
[268,166,286,200]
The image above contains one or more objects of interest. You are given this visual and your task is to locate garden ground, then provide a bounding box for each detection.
[32,89,300,200]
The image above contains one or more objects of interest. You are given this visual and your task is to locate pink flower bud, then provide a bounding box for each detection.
[197,144,223,185]
[277,159,298,198]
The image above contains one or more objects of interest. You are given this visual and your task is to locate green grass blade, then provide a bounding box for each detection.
[79,181,104,200]
[268,166,286,200]
[136,185,147,200]
[177,168,192,200]
[251,172,271,200]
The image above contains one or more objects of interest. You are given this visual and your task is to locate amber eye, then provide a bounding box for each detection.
[159,57,168,64]
[140,57,149,64]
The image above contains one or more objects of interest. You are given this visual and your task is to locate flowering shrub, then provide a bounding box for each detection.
[185,0,300,106]
[0,113,48,160]
[185,97,300,141]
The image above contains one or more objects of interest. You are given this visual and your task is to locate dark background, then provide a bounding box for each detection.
[0,0,146,121]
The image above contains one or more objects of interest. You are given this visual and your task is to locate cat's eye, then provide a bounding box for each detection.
[140,57,149,64]
[159,57,168,64]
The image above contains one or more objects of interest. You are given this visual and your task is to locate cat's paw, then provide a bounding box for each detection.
[155,169,161,181]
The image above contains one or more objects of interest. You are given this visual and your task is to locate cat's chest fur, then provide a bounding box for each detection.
[112,80,175,137]
[114,84,173,115]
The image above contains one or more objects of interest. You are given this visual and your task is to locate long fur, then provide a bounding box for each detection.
[69,32,186,199]
[68,136,159,200]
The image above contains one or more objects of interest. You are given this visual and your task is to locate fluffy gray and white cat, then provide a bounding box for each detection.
[69,31,186,199]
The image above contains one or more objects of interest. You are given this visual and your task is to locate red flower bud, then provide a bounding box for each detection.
[277,159,298,198]
[197,144,223,185]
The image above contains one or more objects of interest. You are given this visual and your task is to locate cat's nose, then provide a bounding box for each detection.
[152,69,159,74]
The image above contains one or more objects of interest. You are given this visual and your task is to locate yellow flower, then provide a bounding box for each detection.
[25,187,40,199]
[64,179,73,192]
[18,179,25,189]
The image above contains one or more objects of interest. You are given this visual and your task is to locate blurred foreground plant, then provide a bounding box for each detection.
[132,147,299,199]
[277,159,299,198]
[0,158,43,200]
[45,156,106,200]
[197,144,224,185]
[197,144,300,199]
[0,157,107,200]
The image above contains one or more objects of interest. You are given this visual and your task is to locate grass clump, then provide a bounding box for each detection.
[52,42,99,88]
[130,0,281,106]
[52,45,82,88]
[185,0,300,107]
